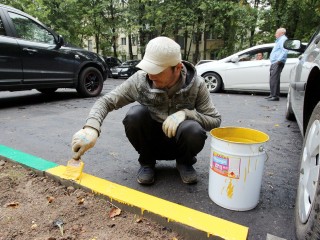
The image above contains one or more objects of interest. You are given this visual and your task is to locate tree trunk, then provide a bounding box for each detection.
[183,29,188,60]
[203,30,207,60]
[128,34,133,59]
[110,0,117,57]
[112,28,117,57]
[95,34,99,53]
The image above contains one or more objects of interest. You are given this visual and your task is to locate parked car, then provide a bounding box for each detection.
[103,56,122,78]
[111,60,141,79]
[195,43,301,93]
[0,4,108,97]
[284,27,320,240]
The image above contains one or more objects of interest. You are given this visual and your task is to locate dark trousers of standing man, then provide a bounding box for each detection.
[122,105,207,167]
[269,61,285,98]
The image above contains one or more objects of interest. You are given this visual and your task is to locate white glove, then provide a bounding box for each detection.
[162,110,186,138]
[71,127,99,159]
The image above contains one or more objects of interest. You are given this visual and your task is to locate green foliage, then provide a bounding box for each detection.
[1,0,50,24]
[1,0,319,58]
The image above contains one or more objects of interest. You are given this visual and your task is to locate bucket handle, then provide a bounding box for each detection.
[259,146,269,162]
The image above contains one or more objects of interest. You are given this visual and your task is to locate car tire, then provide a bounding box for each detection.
[295,101,320,240]
[286,87,295,120]
[77,67,103,97]
[202,72,222,93]
[37,88,58,94]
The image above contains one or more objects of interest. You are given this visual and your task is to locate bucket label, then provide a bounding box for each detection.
[211,152,241,179]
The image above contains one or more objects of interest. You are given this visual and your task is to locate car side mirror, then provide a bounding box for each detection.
[231,56,239,63]
[55,35,64,49]
[284,39,305,53]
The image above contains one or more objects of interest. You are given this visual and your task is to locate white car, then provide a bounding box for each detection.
[284,28,320,239]
[195,60,217,66]
[195,43,301,93]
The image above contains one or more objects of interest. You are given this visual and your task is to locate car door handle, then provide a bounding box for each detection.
[291,82,306,91]
[23,48,38,54]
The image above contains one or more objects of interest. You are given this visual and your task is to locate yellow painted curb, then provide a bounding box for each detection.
[47,165,248,240]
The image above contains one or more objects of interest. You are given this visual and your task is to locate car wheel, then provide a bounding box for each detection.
[295,102,320,240]
[202,72,222,93]
[77,67,103,97]
[36,88,58,94]
[286,87,295,120]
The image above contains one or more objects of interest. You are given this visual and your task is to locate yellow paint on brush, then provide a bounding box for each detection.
[227,179,234,199]
[62,159,84,180]
[47,165,248,240]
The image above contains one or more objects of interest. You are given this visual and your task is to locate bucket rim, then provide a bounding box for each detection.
[210,126,269,144]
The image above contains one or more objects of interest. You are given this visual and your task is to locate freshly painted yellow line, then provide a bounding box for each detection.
[47,165,248,239]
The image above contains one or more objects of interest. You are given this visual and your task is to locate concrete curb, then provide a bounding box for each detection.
[0,145,248,240]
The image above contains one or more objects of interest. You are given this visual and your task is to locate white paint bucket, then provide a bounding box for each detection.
[209,127,269,211]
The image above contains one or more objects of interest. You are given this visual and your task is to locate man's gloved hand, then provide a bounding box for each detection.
[71,126,99,159]
[162,110,186,138]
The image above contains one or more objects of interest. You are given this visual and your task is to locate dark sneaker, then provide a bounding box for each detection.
[176,163,197,184]
[267,96,280,101]
[137,165,155,185]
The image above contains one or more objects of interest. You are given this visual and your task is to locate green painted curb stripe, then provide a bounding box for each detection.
[0,145,58,171]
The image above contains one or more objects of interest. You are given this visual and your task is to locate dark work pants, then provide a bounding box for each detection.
[269,62,284,98]
[122,105,207,166]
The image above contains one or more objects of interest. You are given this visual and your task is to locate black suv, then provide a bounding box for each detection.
[0,4,108,97]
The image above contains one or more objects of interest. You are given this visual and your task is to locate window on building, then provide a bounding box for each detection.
[192,34,201,43]
[132,37,136,46]
[121,37,126,45]
[177,36,184,50]
[206,29,222,40]
[88,40,93,51]
[210,51,219,60]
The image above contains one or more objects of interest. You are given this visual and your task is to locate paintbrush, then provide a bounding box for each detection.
[62,156,84,180]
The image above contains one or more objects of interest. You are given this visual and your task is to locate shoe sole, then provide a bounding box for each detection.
[181,178,198,184]
[176,165,198,184]
[137,178,155,185]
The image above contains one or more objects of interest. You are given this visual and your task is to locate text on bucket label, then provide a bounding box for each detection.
[211,152,241,179]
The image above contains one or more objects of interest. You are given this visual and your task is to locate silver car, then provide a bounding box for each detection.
[284,27,320,239]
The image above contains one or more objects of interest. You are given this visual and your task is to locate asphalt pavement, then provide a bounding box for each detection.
[0,79,302,239]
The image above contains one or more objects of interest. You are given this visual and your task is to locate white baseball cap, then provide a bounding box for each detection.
[137,36,182,75]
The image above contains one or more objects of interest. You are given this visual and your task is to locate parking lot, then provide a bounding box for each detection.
[0,79,302,239]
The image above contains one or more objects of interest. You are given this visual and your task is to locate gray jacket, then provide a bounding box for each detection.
[85,61,221,133]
